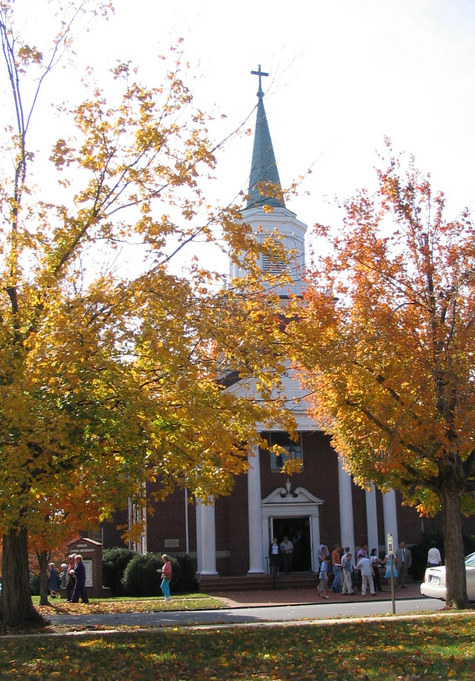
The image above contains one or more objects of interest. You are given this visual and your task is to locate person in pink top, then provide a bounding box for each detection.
[159,554,172,600]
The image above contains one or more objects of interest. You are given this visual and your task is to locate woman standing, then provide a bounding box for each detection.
[318,555,330,598]
[269,537,281,588]
[383,552,398,586]
[47,563,60,598]
[66,554,76,602]
[370,548,384,592]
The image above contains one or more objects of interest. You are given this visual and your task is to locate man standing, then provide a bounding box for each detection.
[427,541,442,567]
[356,555,376,596]
[71,554,89,603]
[395,541,412,588]
[341,551,354,595]
[279,536,293,575]
[331,544,342,592]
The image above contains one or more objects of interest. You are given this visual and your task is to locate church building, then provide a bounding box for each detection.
[101,68,463,583]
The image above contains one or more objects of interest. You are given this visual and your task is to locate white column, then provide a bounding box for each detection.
[248,445,265,573]
[195,498,218,575]
[382,489,399,551]
[365,484,379,552]
[337,455,355,555]
[310,512,321,572]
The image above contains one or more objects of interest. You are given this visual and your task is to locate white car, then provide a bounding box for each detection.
[420,552,475,601]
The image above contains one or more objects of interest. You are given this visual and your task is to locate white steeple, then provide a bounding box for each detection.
[229,66,307,298]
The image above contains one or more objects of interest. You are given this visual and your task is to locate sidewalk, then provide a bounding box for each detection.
[213,578,422,608]
[39,578,432,635]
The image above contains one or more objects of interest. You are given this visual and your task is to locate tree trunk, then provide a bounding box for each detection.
[0,529,45,628]
[440,488,471,609]
[37,550,50,607]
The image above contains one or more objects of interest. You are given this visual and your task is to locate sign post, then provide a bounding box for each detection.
[387,533,396,614]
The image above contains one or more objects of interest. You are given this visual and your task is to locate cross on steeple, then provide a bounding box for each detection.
[251,64,269,99]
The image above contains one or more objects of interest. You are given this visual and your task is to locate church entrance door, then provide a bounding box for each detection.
[271,517,311,571]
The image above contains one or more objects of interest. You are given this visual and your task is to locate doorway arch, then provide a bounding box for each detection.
[261,485,324,573]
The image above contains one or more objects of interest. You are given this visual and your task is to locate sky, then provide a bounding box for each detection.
[3,0,475,265]
[103,0,475,226]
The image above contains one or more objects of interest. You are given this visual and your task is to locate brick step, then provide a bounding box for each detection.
[197,572,318,593]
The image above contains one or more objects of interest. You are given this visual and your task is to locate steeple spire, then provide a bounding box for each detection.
[247,66,285,209]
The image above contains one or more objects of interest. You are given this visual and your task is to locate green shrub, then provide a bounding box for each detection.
[121,553,165,596]
[120,553,196,596]
[173,554,197,593]
[102,547,137,596]
[105,550,196,597]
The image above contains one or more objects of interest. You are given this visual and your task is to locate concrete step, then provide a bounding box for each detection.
[197,572,318,593]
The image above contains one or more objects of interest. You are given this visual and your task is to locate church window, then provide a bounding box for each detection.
[268,432,302,470]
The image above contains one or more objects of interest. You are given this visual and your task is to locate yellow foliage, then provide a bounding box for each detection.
[0,2,293,565]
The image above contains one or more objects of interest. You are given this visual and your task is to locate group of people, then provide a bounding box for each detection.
[47,554,88,603]
[47,552,173,602]
[317,541,414,598]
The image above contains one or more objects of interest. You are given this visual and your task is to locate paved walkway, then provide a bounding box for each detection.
[213,577,422,608]
[38,579,446,634]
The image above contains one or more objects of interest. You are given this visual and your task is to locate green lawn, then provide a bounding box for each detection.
[1,615,474,680]
[31,592,224,612]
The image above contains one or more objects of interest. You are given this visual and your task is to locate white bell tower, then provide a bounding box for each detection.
[229,65,307,298]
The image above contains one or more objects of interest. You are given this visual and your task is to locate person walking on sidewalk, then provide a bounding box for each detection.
[159,554,173,601]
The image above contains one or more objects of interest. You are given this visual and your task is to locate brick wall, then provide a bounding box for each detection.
[101,431,475,577]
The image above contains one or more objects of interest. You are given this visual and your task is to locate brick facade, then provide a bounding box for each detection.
[101,428,474,576]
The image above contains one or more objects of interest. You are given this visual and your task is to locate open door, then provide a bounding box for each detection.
[271,517,311,571]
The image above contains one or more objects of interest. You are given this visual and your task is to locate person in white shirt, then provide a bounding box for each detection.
[356,556,376,595]
[269,537,281,587]
[427,541,442,567]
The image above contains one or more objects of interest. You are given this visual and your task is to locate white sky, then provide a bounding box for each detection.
[3,0,475,265]
[104,0,475,227]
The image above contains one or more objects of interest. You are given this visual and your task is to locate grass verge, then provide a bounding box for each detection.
[31,592,224,614]
[1,614,474,680]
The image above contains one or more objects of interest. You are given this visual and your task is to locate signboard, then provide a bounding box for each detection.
[83,559,93,588]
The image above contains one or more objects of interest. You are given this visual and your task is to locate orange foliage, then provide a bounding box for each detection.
[288,144,474,607]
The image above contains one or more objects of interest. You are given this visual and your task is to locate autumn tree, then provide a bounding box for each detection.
[289,146,475,608]
[0,1,291,627]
